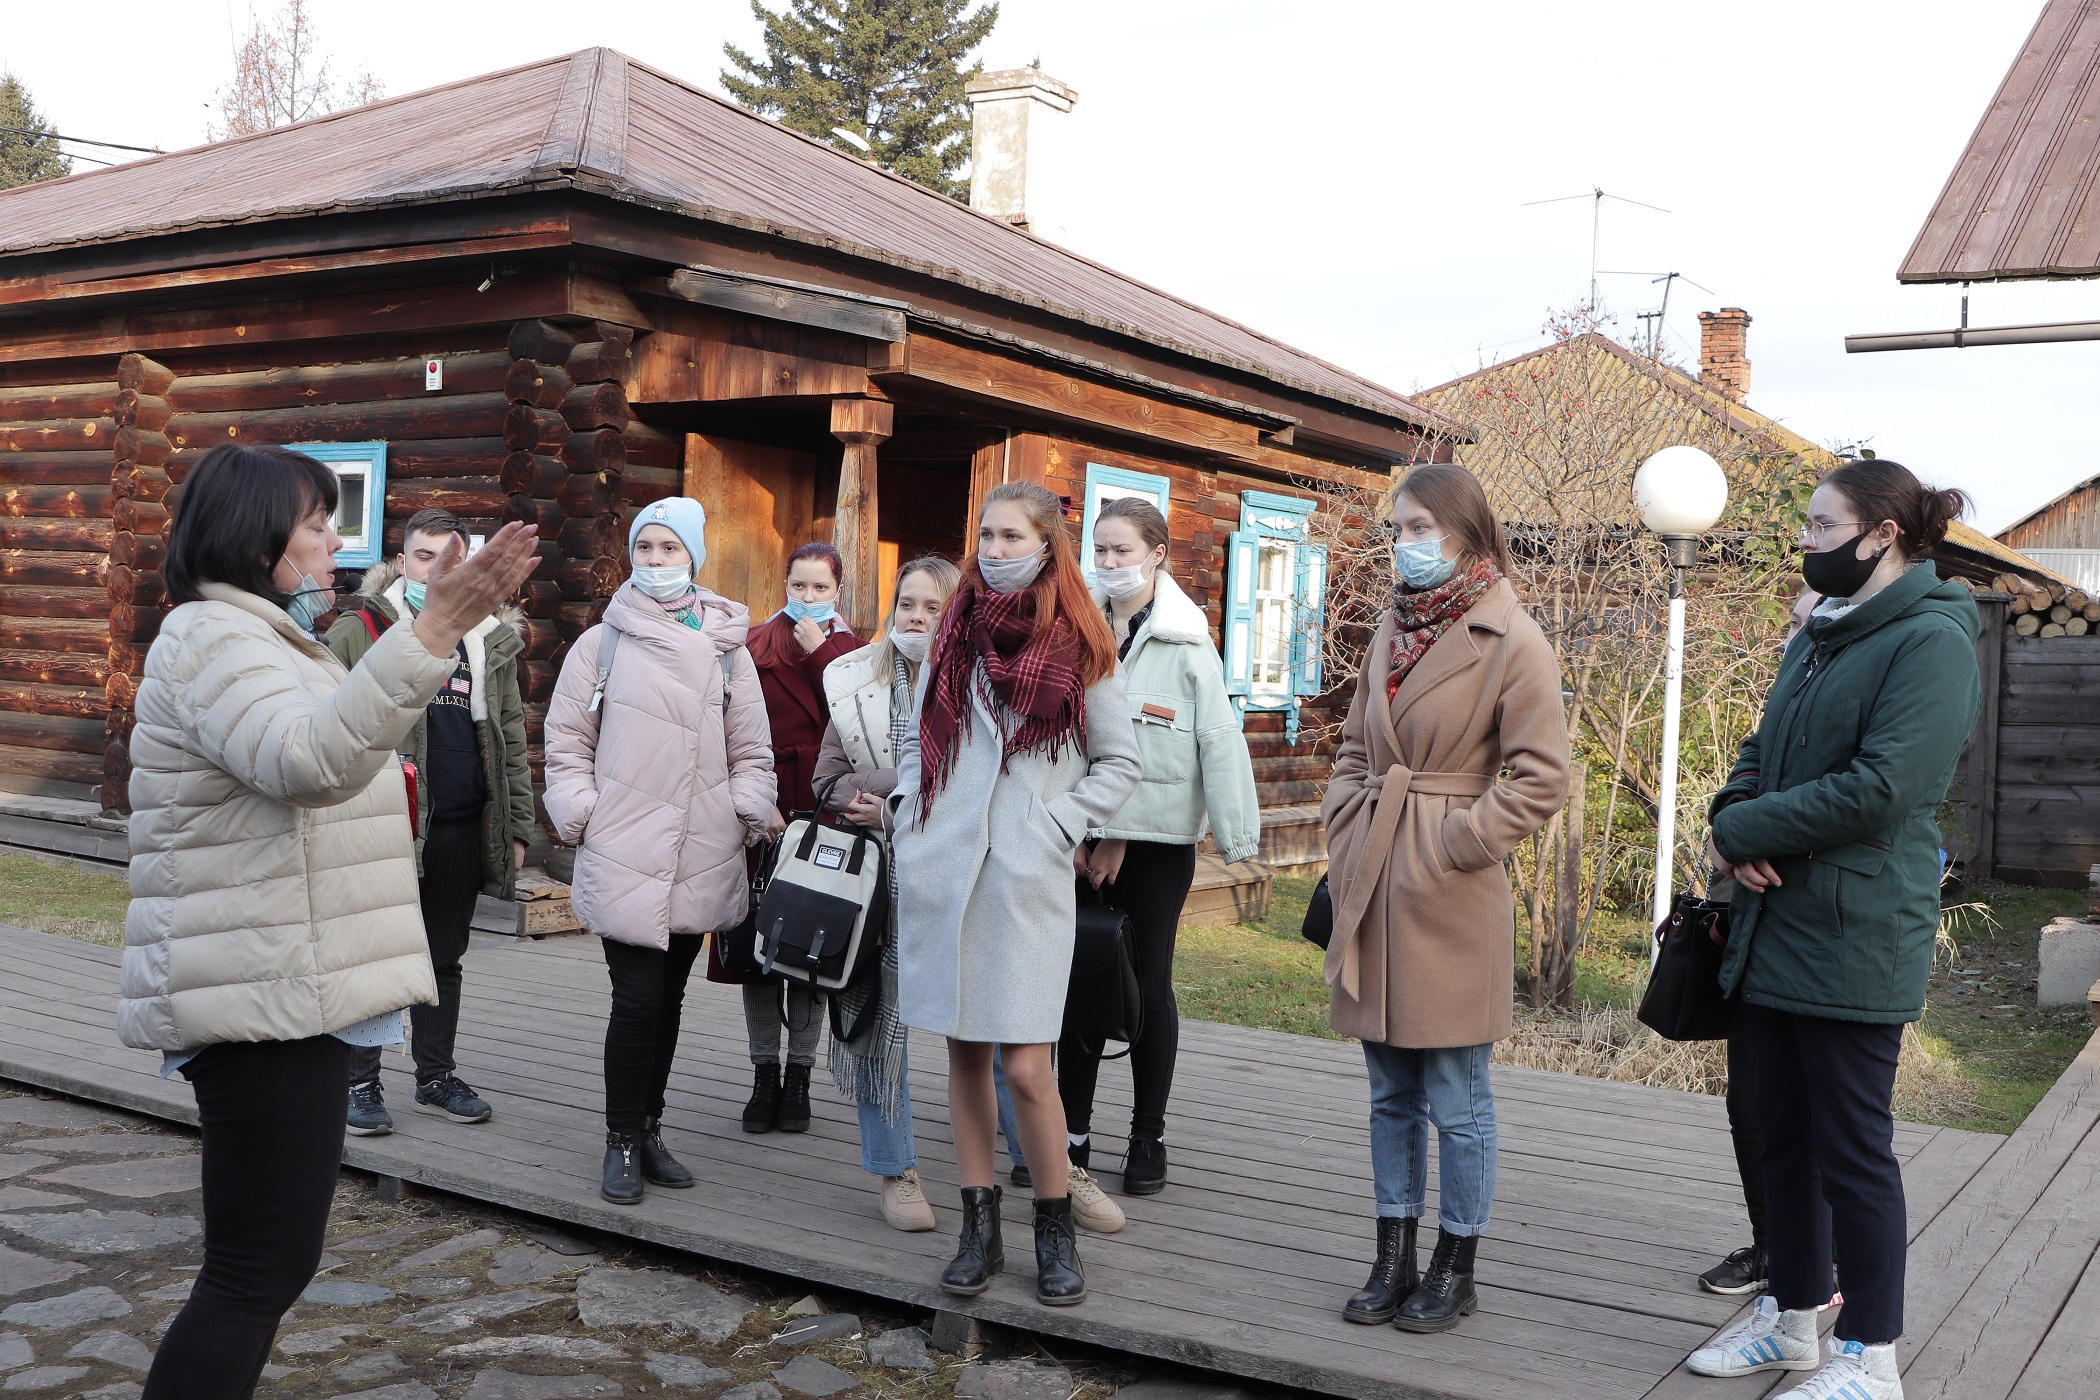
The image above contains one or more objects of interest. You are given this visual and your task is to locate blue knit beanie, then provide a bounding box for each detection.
[628,497,708,572]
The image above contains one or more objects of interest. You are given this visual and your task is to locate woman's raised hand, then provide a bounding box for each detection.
[794,617,827,655]
[411,522,540,659]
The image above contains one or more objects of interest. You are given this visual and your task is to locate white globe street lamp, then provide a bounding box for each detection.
[1634,446,1729,949]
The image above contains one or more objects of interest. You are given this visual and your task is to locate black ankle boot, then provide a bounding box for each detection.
[600,1131,644,1205]
[941,1186,1005,1295]
[1123,1134,1167,1195]
[1343,1217,1418,1324]
[1032,1196,1086,1306]
[778,1063,812,1133]
[742,1062,781,1133]
[1394,1229,1478,1332]
[639,1118,694,1188]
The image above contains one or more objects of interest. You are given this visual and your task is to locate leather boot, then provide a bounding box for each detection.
[1394,1228,1478,1332]
[741,1062,781,1133]
[778,1063,812,1133]
[1033,1196,1086,1306]
[600,1131,644,1205]
[941,1186,1005,1296]
[1343,1217,1418,1324]
[1123,1134,1168,1195]
[639,1118,694,1188]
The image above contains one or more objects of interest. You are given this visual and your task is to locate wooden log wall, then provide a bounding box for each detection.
[1967,629,2100,888]
[0,362,119,798]
[103,354,175,812]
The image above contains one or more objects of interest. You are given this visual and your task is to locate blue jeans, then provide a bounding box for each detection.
[1362,1041,1497,1236]
[851,1043,1024,1177]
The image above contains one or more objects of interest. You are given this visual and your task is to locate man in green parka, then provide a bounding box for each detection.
[1686,461,1980,1400]
[326,507,536,1137]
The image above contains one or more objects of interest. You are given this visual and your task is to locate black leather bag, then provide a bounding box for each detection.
[1065,879,1144,1059]
[707,839,775,984]
[1301,873,1334,950]
[1636,891,1738,1042]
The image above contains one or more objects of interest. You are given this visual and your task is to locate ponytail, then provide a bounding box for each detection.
[1820,460,1969,556]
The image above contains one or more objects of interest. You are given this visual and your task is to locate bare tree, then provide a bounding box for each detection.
[210,0,383,140]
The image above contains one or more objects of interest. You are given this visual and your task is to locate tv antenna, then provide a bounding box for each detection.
[1598,270,1714,357]
[1524,186,1670,310]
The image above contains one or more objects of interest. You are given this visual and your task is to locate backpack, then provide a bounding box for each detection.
[749,775,889,998]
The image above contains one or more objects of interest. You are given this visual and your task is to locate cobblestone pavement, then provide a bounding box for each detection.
[0,1084,1273,1400]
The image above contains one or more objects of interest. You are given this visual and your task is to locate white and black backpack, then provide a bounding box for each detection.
[751,776,889,998]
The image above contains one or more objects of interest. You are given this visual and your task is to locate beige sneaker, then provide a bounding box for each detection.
[880,1169,937,1232]
[1066,1161,1127,1234]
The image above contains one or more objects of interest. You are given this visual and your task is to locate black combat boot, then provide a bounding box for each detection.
[1343,1217,1418,1324]
[941,1186,1005,1296]
[639,1118,694,1188]
[742,1062,781,1133]
[778,1063,812,1133]
[1393,1228,1478,1332]
[1122,1134,1168,1195]
[1033,1196,1086,1306]
[600,1131,644,1205]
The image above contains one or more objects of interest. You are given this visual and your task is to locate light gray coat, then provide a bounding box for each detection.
[889,667,1141,1043]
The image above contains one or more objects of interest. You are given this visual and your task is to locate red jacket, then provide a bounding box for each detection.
[752,616,864,815]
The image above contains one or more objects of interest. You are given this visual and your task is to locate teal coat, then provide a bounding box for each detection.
[1709,564,1980,1024]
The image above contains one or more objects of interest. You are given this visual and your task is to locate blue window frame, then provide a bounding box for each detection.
[293,441,388,569]
[1078,464,1171,584]
[1223,490,1326,741]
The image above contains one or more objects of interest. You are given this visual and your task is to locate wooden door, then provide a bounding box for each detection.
[683,435,816,620]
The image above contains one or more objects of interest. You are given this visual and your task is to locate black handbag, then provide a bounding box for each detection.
[1301,873,1333,950]
[1065,878,1144,1058]
[1636,890,1738,1042]
[707,838,776,984]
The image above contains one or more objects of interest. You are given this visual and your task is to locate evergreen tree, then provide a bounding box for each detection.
[722,0,998,200]
[0,72,72,191]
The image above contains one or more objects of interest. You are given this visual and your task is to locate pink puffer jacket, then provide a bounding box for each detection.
[543,584,776,949]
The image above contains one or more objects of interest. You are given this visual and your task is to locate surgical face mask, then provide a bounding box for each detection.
[402,578,427,612]
[1801,531,1887,600]
[1095,561,1154,603]
[783,596,837,625]
[630,564,694,603]
[889,626,931,664]
[979,545,1049,595]
[285,575,332,633]
[1393,536,1456,590]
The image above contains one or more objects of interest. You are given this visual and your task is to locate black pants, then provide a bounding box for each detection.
[1741,1001,1906,1344]
[602,934,705,1136]
[347,818,483,1087]
[145,1035,348,1400]
[1725,1031,1771,1251]
[1059,839,1197,1142]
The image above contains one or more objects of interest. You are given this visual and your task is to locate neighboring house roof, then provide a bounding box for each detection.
[1900,0,2100,283]
[1415,332,2059,583]
[1998,471,2100,541]
[0,47,1446,435]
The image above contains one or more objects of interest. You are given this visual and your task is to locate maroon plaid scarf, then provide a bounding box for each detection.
[917,580,1088,820]
[1387,561,1500,700]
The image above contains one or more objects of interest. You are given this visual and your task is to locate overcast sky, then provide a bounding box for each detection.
[8,0,2095,532]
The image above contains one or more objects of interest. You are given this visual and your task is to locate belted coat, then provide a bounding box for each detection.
[1321,580,1571,1047]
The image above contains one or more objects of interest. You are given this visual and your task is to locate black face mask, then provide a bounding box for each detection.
[1801,530,1888,600]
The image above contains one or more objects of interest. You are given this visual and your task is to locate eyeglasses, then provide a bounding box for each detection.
[1798,520,1872,546]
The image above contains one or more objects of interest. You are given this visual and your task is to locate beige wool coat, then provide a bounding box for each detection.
[1321,580,1570,1048]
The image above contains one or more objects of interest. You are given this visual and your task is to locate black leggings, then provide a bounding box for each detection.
[144,1035,348,1400]
[602,934,705,1136]
[1725,1031,1770,1251]
[348,817,482,1087]
[1059,839,1197,1142]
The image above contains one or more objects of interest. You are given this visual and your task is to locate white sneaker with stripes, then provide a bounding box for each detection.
[1775,1339,1903,1400]
[1686,1295,1822,1377]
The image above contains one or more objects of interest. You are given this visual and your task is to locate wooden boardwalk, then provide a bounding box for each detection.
[0,924,2093,1400]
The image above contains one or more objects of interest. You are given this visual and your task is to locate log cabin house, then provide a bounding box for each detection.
[0,48,1460,894]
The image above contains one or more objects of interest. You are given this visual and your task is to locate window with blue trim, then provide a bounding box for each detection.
[1223,490,1325,741]
[292,441,388,569]
[1079,463,1171,584]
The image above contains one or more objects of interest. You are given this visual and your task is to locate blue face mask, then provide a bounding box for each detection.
[1393,536,1456,590]
[783,596,836,625]
[402,578,427,612]
[285,574,332,633]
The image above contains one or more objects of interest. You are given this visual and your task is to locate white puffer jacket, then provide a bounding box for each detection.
[120,583,456,1053]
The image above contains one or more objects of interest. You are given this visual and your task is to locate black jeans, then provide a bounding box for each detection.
[1725,1031,1771,1252]
[1741,1001,1906,1344]
[602,934,705,1136]
[347,817,483,1086]
[145,1035,348,1400]
[1059,839,1197,1142]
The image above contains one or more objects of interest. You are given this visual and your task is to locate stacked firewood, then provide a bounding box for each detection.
[1955,573,2100,636]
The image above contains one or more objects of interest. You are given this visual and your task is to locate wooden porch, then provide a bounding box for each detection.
[2,923,2095,1400]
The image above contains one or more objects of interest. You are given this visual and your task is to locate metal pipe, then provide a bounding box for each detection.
[1845,318,2100,353]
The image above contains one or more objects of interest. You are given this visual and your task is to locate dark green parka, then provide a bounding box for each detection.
[323,562,534,899]
[1709,563,1980,1024]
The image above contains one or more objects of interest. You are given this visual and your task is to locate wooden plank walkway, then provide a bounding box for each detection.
[0,923,2080,1400]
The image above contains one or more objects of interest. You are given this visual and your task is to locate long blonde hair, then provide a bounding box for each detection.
[865,555,961,684]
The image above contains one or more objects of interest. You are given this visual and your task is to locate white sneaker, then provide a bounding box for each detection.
[1775,1339,1902,1400]
[879,1169,937,1232]
[1687,1295,1822,1376]
[1065,1161,1127,1234]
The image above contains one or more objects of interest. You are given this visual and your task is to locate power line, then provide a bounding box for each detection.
[0,125,161,155]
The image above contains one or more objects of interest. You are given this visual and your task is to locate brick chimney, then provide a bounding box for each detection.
[964,68,1078,243]
[1698,307,1753,404]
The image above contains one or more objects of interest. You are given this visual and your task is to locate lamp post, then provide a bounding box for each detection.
[1633,446,1729,950]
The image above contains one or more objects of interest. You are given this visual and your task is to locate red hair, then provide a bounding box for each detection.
[957,482,1118,685]
[749,540,847,672]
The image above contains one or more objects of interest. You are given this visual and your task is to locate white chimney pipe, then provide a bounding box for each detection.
[964,68,1078,242]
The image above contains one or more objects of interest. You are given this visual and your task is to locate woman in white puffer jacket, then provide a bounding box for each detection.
[126,443,537,1400]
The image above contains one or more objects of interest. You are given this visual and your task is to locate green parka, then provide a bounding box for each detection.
[1709,562,1980,1024]
[323,562,534,899]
